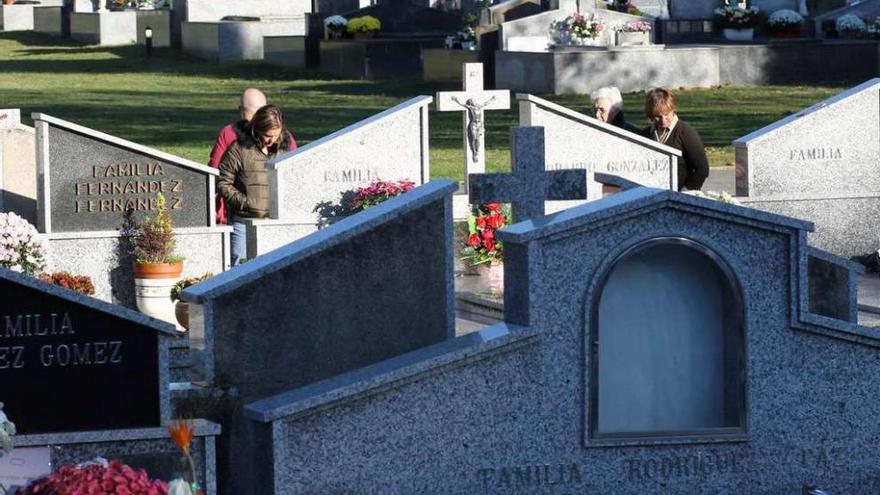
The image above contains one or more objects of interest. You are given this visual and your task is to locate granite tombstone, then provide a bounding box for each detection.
[33,114,230,304]
[242,96,431,258]
[181,180,456,494]
[518,94,679,212]
[734,78,880,257]
[232,180,877,494]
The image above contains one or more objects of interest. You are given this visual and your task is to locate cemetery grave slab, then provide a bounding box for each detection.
[226,183,880,494]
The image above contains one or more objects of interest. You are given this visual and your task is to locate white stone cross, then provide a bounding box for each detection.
[436,63,510,193]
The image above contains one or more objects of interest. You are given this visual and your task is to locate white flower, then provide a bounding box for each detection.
[767,9,803,27]
[836,14,866,32]
[683,190,740,205]
[324,15,348,27]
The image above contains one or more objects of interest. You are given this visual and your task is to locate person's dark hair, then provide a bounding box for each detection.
[644,88,677,119]
[250,104,284,139]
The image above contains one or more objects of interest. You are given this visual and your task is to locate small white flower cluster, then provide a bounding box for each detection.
[550,13,606,45]
[836,14,867,33]
[683,190,740,205]
[0,402,16,457]
[0,211,48,276]
[324,15,348,29]
[767,9,803,27]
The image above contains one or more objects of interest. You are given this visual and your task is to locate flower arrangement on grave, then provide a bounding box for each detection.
[38,271,96,295]
[713,4,760,29]
[313,179,415,228]
[132,193,183,268]
[457,27,477,45]
[867,16,880,39]
[551,13,606,45]
[324,15,348,38]
[0,403,16,495]
[0,211,47,277]
[836,14,867,37]
[461,203,510,267]
[683,189,740,205]
[346,15,381,37]
[766,9,803,36]
[19,459,168,495]
[168,420,203,495]
[616,20,652,32]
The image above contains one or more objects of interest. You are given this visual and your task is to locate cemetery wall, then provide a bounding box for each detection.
[180,21,218,59]
[136,10,171,47]
[33,6,63,36]
[70,11,137,46]
[263,35,306,68]
[181,0,311,22]
[0,4,36,31]
[496,42,880,94]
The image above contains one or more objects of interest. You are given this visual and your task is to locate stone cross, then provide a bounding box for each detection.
[436,63,510,193]
[468,126,587,223]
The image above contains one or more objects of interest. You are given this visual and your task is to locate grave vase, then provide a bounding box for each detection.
[722,28,754,41]
[133,261,183,330]
[175,301,190,330]
[616,31,650,46]
[478,261,504,293]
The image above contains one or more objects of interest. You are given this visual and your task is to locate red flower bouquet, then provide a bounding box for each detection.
[461,203,510,266]
[19,459,168,495]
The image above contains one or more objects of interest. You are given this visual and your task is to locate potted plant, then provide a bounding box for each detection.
[346,15,381,39]
[1,0,13,6]
[324,15,347,39]
[767,9,803,37]
[170,272,213,331]
[615,20,652,46]
[461,203,509,293]
[0,211,47,276]
[836,14,867,39]
[714,4,760,41]
[131,193,184,327]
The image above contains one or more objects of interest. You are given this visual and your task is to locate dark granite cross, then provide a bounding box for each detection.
[468,126,587,223]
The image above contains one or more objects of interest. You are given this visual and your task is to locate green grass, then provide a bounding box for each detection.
[0,32,847,180]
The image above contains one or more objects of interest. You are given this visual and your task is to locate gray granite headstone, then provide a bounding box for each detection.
[518,94,678,213]
[237,186,878,495]
[181,179,457,494]
[245,96,432,258]
[734,78,880,257]
[35,113,216,233]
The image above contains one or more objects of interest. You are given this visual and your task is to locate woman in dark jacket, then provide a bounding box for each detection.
[644,88,709,191]
[218,104,294,265]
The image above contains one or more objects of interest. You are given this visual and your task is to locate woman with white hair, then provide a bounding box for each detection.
[590,86,641,134]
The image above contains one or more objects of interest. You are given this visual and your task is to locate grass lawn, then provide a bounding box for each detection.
[0,32,848,181]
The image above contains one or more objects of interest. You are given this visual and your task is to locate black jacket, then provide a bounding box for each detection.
[651,119,709,191]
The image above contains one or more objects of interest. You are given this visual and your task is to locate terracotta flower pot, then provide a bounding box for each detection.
[2,0,15,6]
[133,260,183,279]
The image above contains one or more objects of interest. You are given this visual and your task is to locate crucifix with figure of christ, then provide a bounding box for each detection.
[436,63,510,193]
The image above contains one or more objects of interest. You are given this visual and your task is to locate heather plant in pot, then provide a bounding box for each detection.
[131,193,185,328]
